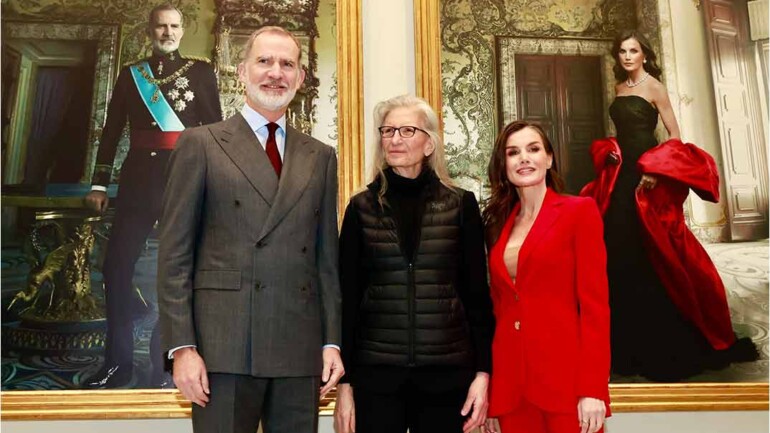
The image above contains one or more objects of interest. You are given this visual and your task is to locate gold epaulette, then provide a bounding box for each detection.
[181,55,211,63]
[123,57,149,67]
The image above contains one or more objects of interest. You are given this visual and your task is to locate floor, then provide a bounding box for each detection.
[612,239,769,383]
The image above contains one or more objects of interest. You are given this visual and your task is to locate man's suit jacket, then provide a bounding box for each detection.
[157,113,341,377]
[487,189,610,416]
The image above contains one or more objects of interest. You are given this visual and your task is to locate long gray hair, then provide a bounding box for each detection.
[370,94,454,201]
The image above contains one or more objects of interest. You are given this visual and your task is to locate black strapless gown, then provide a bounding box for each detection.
[606,96,755,381]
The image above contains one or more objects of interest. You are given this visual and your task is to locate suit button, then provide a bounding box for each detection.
[514,293,519,301]
[514,321,521,330]
[256,240,266,248]
[254,281,262,290]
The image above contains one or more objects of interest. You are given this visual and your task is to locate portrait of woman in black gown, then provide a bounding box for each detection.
[603,30,758,382]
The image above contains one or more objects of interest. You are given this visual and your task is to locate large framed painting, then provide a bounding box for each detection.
[1,0,363,420]
[414,0,768,411]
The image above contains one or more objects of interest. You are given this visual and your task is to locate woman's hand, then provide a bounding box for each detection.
[483,418,499,433]
[461,372,490,433]
[577,397,606,433]
[638,174,658,189]
[333,383,355,433]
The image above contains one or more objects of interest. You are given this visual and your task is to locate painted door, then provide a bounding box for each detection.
[515,55,604,194]
[703,0,769,240]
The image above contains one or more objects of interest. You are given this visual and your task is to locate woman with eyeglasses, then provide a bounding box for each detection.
[333,94,494,433]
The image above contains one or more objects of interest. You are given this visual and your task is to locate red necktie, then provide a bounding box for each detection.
[265,122,282,176]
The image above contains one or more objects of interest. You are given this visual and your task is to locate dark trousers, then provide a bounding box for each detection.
[102,149,169,379]
[353,378,468,433]
[192,373,320,433]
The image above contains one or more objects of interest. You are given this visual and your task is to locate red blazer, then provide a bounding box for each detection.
[487,189,611,417]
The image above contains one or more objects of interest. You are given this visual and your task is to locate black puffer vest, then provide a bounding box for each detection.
[350,172,474,367]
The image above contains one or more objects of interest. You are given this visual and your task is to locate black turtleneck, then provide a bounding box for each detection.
[383,167,432,260]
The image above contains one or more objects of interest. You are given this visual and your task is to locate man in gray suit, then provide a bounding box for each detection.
[157,25,344,433]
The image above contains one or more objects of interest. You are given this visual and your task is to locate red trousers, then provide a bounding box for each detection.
[497,400,604,433]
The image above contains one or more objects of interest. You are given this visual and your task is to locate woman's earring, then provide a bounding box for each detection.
[644,59,647,63]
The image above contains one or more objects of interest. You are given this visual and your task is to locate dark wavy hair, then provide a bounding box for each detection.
[611,30,662,82]
[482,121,564,246]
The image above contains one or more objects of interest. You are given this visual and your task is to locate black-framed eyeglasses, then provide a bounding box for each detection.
[378,125,429,138]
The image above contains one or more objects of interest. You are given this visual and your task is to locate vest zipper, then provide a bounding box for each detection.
[407,261,416,366]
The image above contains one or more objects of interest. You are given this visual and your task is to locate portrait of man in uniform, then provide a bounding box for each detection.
[82,3,223,389]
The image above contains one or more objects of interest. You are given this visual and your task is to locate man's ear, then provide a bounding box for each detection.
[237,62,246,83]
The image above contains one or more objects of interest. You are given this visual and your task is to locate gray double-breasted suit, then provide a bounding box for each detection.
[157,113,341,378]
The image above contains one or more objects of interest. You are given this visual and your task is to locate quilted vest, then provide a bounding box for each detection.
[350,178,474,367]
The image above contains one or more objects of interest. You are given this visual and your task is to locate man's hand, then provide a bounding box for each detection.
[461,372,489,433]
[84,190,109,213]
[319,347,345,397]
[333,383,355,433]
[172,347,210,407]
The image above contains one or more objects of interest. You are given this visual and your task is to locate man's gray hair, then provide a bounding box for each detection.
[148,3,184,27]
[241,26,303,63]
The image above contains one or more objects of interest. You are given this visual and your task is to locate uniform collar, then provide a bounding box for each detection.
[148,49,182,72]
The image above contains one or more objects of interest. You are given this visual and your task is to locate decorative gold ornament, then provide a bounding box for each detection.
[137,61,194,104]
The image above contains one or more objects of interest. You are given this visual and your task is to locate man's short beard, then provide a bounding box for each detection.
[153,40,179,54]
[246,84,297,112]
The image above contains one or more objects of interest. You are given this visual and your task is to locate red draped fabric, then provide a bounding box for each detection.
[581,138,736,350]
[579,137,621,216]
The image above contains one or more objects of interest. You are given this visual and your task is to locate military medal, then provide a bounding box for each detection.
[137,60,194,109]
[165,76,194,112]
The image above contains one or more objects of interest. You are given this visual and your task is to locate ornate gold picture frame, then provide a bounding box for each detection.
[1,0,363,420]
[412,0,768,412]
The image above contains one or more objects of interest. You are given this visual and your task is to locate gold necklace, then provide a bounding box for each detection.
[137,61,194,103]
[626,72,650,88]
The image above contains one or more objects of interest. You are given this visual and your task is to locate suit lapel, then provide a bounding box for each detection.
[212,114,279,205]
[491,202,521,290]
[258,126,319,240]
[517,188,565,274]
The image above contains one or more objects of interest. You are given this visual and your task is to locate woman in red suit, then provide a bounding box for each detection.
[482,121,610,433]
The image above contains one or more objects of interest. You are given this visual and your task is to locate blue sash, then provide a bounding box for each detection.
[129,61,185,132]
